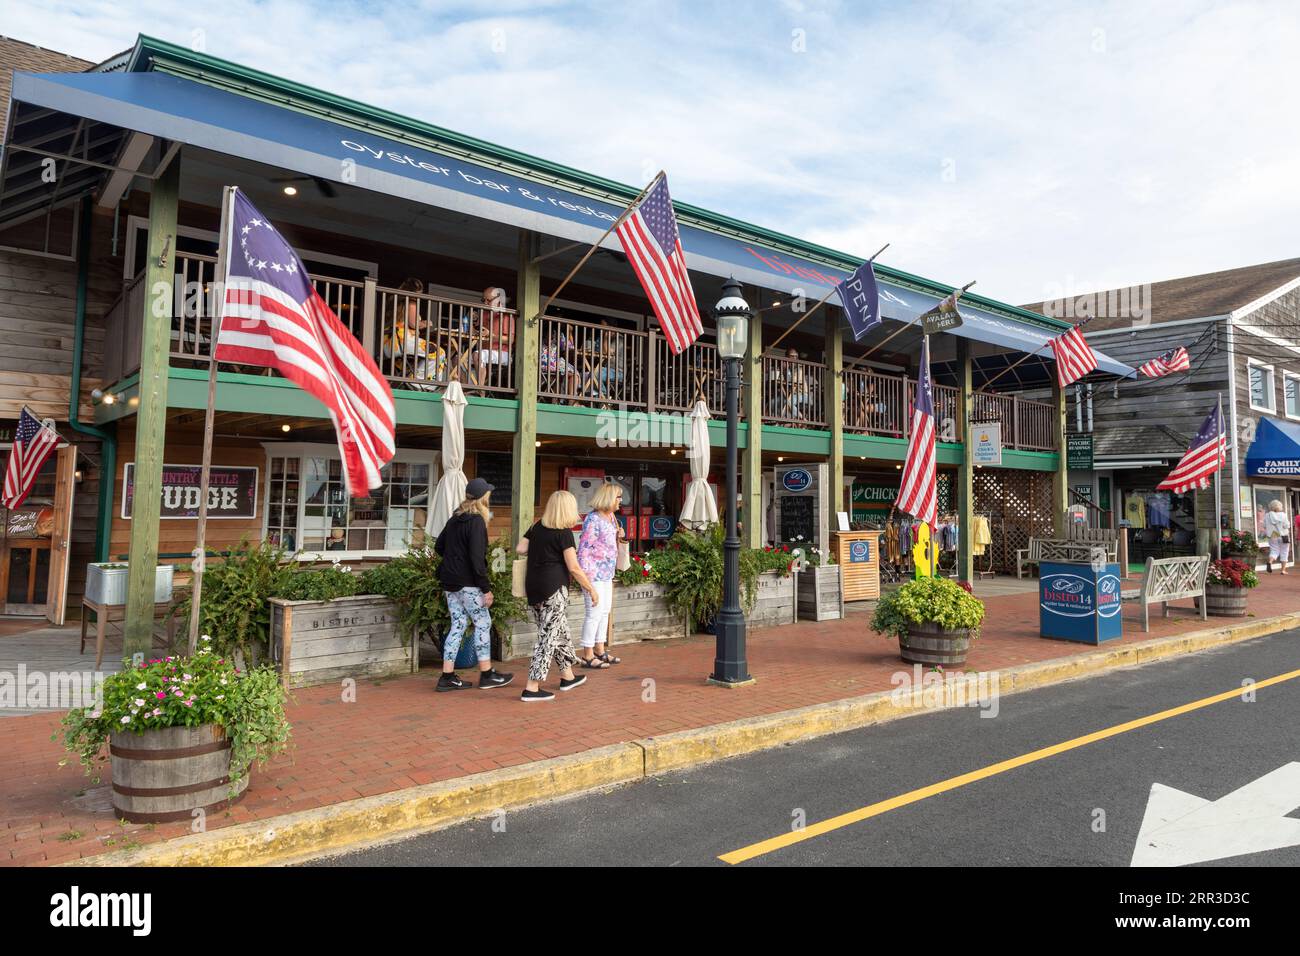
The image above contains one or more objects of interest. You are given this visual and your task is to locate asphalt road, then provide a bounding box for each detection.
[307,630,1300,867]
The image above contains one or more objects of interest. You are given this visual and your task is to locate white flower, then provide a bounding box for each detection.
[120,715,131,724]
[342,566,352,574]
[201,635,212,643]
[220,678,228,686]
[182,673,192,682]
[135,682,147,691]
[133,698,145,708]
[86,709,101,719]
[215,695,225,701]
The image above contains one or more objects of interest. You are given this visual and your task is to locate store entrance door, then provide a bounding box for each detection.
[0,445,76,621]
[608,473,677,550]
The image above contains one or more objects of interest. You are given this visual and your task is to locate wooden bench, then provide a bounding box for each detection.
[1017,537,1118,578]
[1121,555,1209,633]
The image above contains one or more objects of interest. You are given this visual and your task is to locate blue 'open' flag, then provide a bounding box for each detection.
[835,260,881,341]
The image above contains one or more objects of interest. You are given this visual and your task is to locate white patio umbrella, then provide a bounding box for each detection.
[426,380,468,539]
[680,400,719,529]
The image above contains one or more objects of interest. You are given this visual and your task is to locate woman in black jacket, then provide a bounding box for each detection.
[433,477,513,692]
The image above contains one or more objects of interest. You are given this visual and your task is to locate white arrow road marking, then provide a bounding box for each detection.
[1131,762,1300,867]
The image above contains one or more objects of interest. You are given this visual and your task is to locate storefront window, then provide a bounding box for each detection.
[1252,486,1289,545]
[267,447,431,556]
[1121,487,1196,559]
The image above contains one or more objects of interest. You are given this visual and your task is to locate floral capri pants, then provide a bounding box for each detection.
[444,587,492,664]
[529,587,578,683]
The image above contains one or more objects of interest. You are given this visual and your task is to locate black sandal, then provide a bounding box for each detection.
[580,655,610,669]
[597,652,621,665]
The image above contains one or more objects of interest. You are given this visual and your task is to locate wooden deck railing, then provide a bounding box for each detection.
[100,255,1056,450]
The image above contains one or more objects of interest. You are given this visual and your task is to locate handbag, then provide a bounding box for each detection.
[616,541,631,572]
[511,557,528,599]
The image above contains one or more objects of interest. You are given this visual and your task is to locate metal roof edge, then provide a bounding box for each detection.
[125,34,1070,334]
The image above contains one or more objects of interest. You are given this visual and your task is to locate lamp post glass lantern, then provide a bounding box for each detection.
[711,277,753,685]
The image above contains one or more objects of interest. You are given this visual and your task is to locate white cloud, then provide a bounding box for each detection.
[5,0,1298,303]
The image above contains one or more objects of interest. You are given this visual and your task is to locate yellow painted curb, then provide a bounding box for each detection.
[70,610,1298,867]
[70,742,644,868]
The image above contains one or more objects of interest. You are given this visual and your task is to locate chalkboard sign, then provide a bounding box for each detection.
[473,452,538,506]
[780,495,815,543]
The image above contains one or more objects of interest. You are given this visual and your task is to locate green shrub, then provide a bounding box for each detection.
[275,563,362,602]
[170,539,294,661]
[870,576,985,640]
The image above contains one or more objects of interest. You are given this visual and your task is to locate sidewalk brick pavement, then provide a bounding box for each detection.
[4,573,1299,865]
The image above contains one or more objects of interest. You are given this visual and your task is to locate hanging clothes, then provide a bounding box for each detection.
[1125,494,1146,529]
[971,515,992,556]
[885,522,900,563]
[1146,494,1169,528]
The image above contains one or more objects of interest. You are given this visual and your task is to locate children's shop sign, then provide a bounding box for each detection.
[122,464,259,519]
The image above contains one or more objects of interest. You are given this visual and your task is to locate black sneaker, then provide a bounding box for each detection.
[558,674,587,692]
[478,669,514,689]
[436,673,474,693]
[520,688,555,703]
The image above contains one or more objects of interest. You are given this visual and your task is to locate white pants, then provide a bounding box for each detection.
[580,578,614,649]
[1269,537,1291,562]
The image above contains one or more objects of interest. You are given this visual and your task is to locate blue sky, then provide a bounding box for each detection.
[5,0,1299,304]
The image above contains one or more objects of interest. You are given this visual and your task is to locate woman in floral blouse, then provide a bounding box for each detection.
[576,482,626,667]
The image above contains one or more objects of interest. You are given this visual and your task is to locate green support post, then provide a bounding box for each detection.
[741,288,764,548]
[512,229,541,545]
[824,311,844,518]
[1051,380,1070,536]
[124,156,180,657]
[957,339,974,581]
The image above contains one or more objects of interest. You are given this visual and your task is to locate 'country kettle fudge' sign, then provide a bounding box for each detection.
[122,464,259,519]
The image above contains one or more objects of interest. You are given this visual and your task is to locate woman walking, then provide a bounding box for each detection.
[433,477,514,691]
[516,490,597,702]
[1263,499,1290,574]
[577,482,625,668]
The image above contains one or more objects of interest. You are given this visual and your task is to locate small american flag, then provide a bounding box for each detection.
[1049,323,1099,387]
[1157,403,1226,493]
[615,175,703,354]
[895,336,937,525]
[1138,346,1190,379]
[2,407,59,509]
[215,190,395,494]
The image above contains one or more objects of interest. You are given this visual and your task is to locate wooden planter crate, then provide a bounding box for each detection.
[748,571,796,630]
[270,595,415,687]
[796,565,842,621]
[507,582,685,660]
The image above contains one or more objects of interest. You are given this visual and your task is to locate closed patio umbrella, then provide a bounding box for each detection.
[680,400,718,529]
[427,380,468,539]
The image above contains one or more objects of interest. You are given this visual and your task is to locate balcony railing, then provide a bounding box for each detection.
[98,252,1056,450]
[763,354,826,427]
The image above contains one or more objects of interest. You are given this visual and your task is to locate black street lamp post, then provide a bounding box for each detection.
[710,277,753,686]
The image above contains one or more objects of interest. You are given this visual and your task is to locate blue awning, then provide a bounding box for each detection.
[2,70,1134,378]
[1245,417,1300,476]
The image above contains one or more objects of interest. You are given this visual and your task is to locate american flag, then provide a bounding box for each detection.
[1049,324,1099,387]
[1138,346,1190,379]
[2,407,59,509]
[1157,403,1226,493]
[895,336,937,525]
[615,175,703,354]
[215,190,395,494]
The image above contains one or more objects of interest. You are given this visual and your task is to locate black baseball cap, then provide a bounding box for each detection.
[466,477,495,499]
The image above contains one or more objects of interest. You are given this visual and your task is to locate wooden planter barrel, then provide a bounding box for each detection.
[1204,583,1249,617]
[899,623,971,666]
[109,724,247,823]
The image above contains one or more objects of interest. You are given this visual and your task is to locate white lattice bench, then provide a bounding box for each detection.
[1121,555,1209,633]
[1018,538,1118,579]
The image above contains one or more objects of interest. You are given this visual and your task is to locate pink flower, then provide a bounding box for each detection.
[155,692,166,699]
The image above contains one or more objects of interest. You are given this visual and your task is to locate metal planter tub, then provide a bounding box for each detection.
[85,562,174,606]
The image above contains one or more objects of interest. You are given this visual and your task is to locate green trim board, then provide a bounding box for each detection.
[843,432,964,466]
[536,401,747,448]
[123,34,1071,335]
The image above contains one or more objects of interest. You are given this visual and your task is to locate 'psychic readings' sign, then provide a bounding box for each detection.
[122,464,259,519]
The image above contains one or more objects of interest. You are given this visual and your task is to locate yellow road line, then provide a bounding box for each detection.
[719,666,1300,865]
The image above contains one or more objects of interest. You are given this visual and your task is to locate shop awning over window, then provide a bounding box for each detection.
[2,69,1133,378]
[1245,417,1300,476]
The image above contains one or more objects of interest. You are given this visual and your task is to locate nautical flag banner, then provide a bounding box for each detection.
[896,336,937,525]
[1157,402,1226,493]
[835,260,881,341]
[215,190,396,495]
[1138,346,1190,379]
[1049,323,1099,387]
[615,175,703,354]
[2,407,59,510]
